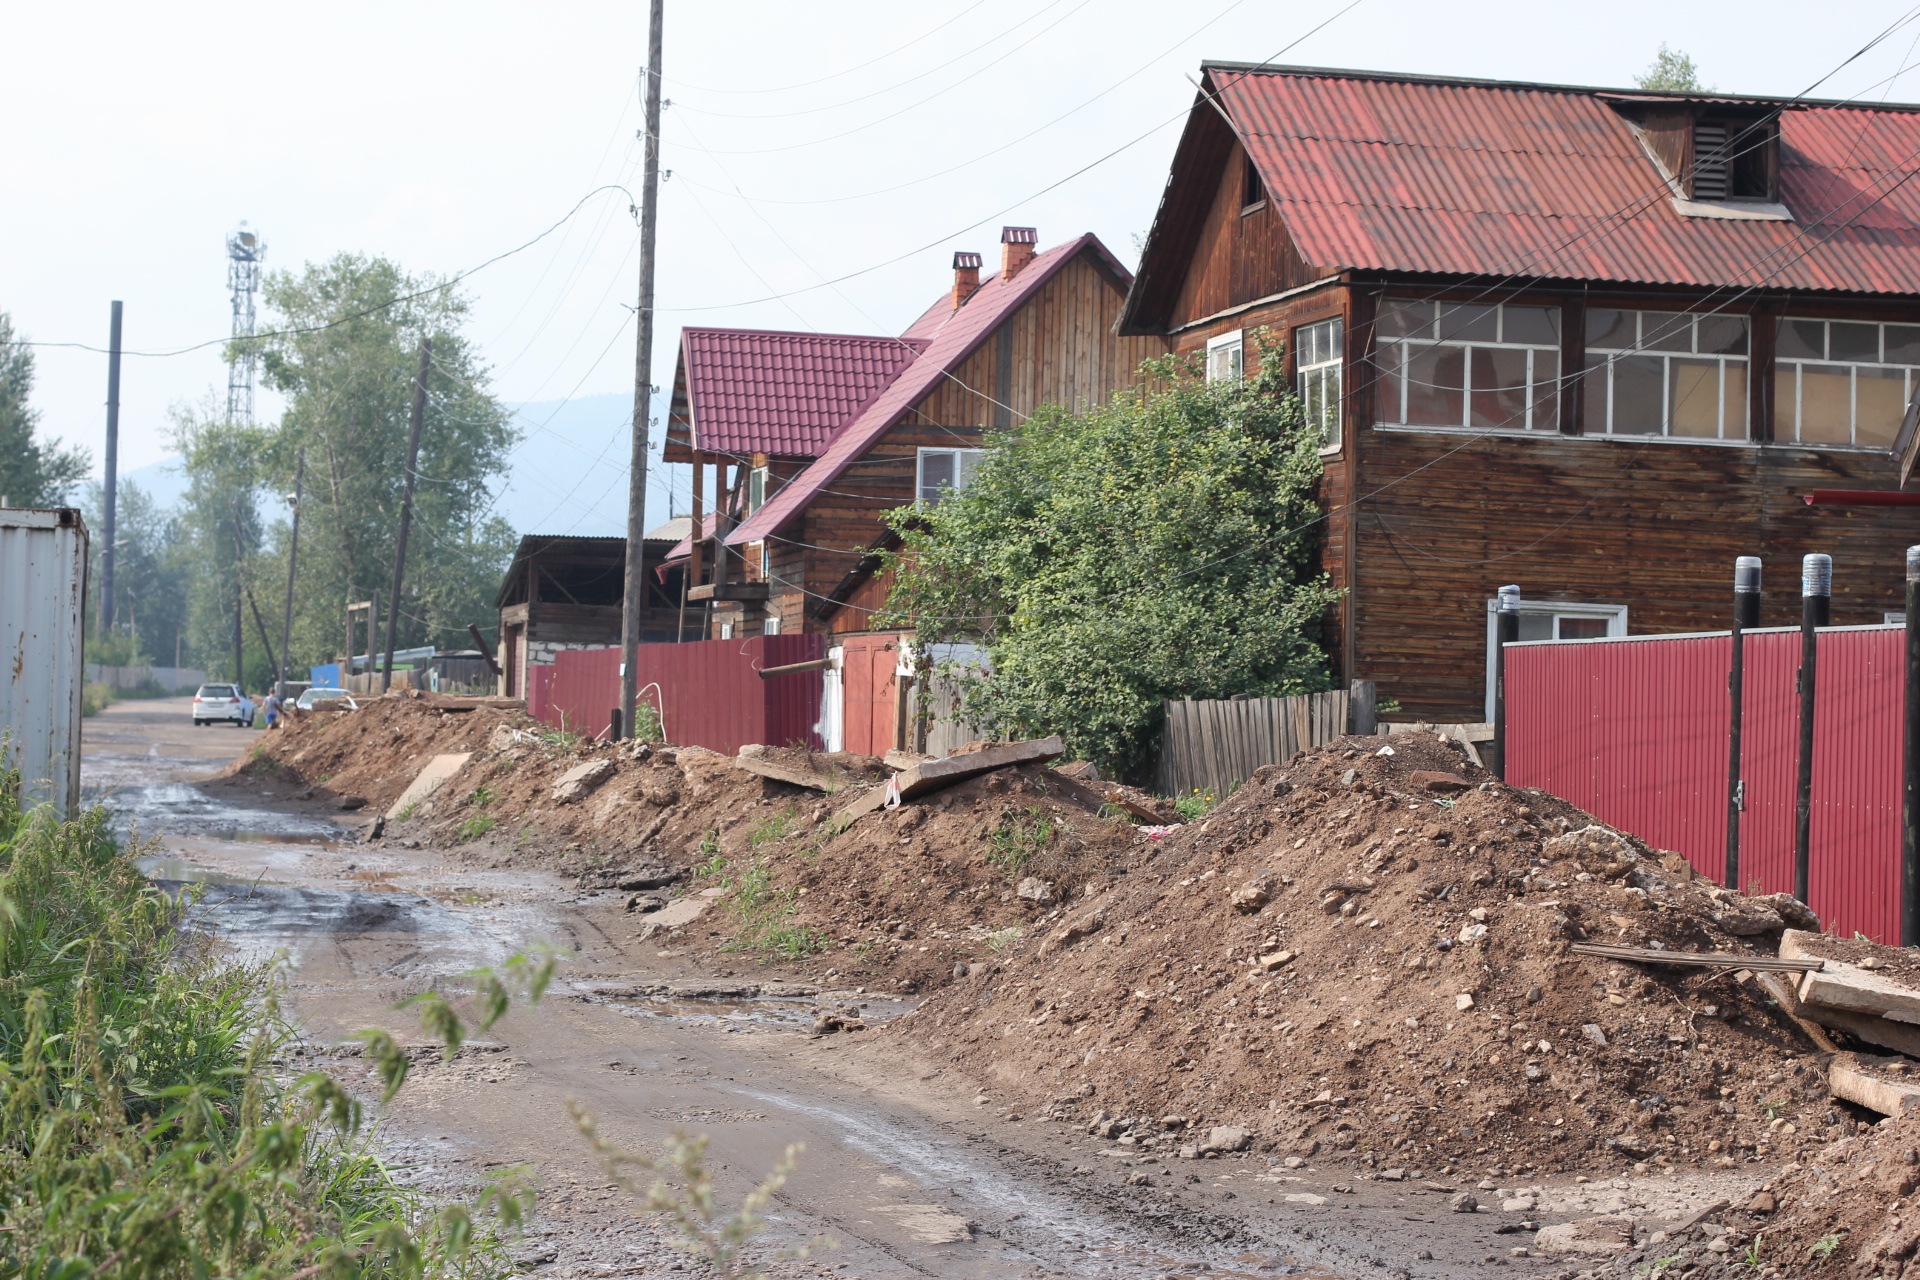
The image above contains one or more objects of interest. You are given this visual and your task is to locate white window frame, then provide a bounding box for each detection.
[1483,598,1629,721]
[1206,329,1244,383]
[1583,309,1750,440]
[1773,317,1920,449]
[1374,300,1563,434]
[748,466,768,513]
[916,447,986,504]
[1296,317,1343,454]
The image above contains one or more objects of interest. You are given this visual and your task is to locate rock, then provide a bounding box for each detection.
[1380,1167,1406,1181]
[1502,1196,1538,1212]
[1282,1156,1306,1168]
[1448,1192,1479,1214]
[1016,877,1056,904]
[1230,883,1270,913]
[1456,993,1476,1011]
[1204,1126,1253,1154]
[635,896,712,939]
[1533,1217,1635,1257]
[1041,911,1103,955]
[1542,825,1645,882]
[738,743,769,758]
[1711,903,1786,936]
[810,1012,868,1037]
[1178,1145,1200,1160]
[624,893,667,914]
[553,758,616,803]
[1755,892,1821,932]
[953,962,970,978]
[1257,950,1295,972]
[1582,1024,1609,1047]
[1285,1193,1327,1206]
[1745,1191,1776,1213]
[335,795,367,811]
[1458,923,1487,944]
[1705,1237,1733,1254]
[1411,770,1471,792]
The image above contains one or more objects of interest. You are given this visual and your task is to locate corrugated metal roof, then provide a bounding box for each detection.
[679,328,925,458]
[727,234,1127,545]
[1210,65,1920,294]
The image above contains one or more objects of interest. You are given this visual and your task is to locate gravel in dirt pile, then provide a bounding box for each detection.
[881,733,1848,1176]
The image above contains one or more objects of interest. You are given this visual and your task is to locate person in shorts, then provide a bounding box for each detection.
[263,690,283,729]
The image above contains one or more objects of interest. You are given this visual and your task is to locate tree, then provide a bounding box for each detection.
[1635,45,1710,94]
[174,255,519,683]
[0,312,89,508]
[883,338,1340,780]
[80,479,191,668]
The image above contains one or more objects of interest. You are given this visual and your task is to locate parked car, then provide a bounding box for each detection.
[294,688,358,712]
[192,684,255,727]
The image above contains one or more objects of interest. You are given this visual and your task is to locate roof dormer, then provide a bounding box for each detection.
[1605,97,1791,221]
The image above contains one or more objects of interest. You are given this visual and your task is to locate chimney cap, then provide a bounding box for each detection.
[1001,226,1038,245]
[952,251,982,270]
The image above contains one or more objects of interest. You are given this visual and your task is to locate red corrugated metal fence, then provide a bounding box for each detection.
[534,636,825,755]
[1507,625,1903,942]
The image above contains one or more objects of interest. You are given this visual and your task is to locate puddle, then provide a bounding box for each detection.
[594,990,914,1032]
[135,856,274,887]
[157,881,473,936]
[86,782,346,846]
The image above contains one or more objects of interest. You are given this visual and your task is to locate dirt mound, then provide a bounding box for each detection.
[880,732,1845,1176]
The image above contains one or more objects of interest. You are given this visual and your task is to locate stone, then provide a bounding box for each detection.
[384,752,473,819]
[1285,1194,1327,1206]
[636,896,712,939]
[953,962,969,978]
[1257,951,1295,972]
[1016,877,1056,904]
[1178,1145,1199,1160]
[1231,884,1270,913]
[335,795,367,811]
[553,757,617,804]
[1448,1192,1479,1214]
[1746,1192,1776,1213]
[1205,1126,1254,1154]
[1756,892,1821,932]
[1706,1237,1733,1254]
[1380,1167,1407,1181]
[1411,770,1471,792]
[1533,1217,1635,1257]
[1040,911,1103,955]
[1282,1156,1306,1168]
[1458,923,1488,944]
[1456,993,1476,1011]
[1582,1024,1609,1047]
[1502,1196,1538,1212]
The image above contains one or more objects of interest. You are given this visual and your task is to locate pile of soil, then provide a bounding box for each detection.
[880,732,1847,1175]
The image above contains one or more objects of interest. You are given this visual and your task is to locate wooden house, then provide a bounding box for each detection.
[494,526,686,698]
[672,226,1168,639]
[1120,63,1920,722]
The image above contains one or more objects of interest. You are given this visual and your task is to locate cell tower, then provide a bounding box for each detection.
[226,224,265,424]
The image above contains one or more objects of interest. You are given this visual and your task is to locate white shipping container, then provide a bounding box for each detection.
[0,508,88,816]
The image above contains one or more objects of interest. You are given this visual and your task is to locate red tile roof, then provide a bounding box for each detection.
[728,234,1128,545]
[678,328,925,458]
[1203,65,1920,295]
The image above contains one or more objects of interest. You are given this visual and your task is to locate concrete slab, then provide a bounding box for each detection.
[384,752,472,820]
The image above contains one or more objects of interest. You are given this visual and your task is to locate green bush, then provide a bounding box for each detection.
[0,767,509,1279]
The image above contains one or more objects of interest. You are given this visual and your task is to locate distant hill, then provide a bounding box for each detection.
[116,392,683,539]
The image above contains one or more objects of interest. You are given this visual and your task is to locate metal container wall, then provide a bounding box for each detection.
[539,635,825,754]
[1506,624,1903,941]
[0,509,89,816]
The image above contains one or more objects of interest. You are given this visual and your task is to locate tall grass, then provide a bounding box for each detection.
[0,769,507,1279]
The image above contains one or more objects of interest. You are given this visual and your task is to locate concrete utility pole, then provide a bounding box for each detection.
[620,0,665,740]
[383,340,432,692]
[278,450,305,698]
[102,301,123,630]
[230,495,246,688]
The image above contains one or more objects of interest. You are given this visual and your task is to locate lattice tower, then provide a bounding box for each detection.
[226,225,265,424]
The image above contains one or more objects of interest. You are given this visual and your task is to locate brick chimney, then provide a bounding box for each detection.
[951,251,982,310]
[1000,226,1037,281]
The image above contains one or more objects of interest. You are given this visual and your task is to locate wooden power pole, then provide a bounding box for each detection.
[620,0,665,740]
[382,340,432,692]
[277,449,306,697]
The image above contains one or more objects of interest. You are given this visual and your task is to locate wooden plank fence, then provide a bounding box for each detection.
[1154,686,1367,799]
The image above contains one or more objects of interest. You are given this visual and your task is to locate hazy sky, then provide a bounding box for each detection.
[8,0,1920,532]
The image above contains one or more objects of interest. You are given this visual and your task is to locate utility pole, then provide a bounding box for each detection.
[620,0,665,740]
[383,340,432,692]
[102,301,123,630]
[230,496,246,689]
[278,450,306,698]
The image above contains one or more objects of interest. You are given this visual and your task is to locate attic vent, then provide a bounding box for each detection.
[1692,121,1731,200]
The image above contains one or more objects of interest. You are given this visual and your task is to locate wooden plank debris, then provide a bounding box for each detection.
[732,755,836,792]
[1780,930,1920,1023]
[1829,1055,1920,1117]
[1752,971,1842,1053]
[883,749,936,772]
[1757,964,1920,1058]
[829,736,1064,830]
[1570,942,1822,972]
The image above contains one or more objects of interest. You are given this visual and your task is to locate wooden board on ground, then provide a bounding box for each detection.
[1752,971,1842,1053]
[883,749,935,772]
[1757,965,1920,1057]
[1570,942,1823,973]
[830,737,1066,830]
[1781,929,1920,1024]
[1829,1053,1920,1115]
[421,695,524,712]
[733,755,836,792]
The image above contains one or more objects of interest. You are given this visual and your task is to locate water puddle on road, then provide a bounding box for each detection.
[87,782,347,846]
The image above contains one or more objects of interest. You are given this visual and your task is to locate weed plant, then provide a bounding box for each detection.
[0,768,509,1279]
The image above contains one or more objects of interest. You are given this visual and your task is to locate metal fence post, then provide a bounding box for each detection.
[1794,553,1832,905]
[1493,584,1520,781]
[1726,556,1761,889]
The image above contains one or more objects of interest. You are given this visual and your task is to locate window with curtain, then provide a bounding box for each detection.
[1374,300,1562,432]
[917,447,986,504]
[1582,310,1749,439]
[1773,318,1920,448]
[1295,317,1343,451]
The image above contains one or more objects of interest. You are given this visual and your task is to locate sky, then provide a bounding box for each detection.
[9,0,1920,535]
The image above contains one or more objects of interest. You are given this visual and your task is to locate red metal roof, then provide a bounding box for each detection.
[678,328,925,459]
[727,234,1128,545]
[1206,65,1920,294]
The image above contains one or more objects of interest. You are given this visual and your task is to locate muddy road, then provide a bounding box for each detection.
[81,699,1742,1280]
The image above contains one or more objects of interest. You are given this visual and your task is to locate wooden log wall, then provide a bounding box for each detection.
[1154,691,1354,799]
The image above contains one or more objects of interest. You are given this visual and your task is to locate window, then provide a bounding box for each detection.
[917,447,985,504]
[1296,317,1342,451]
[1773,318,1920,448]
[1206,330,1244,383]
[1374,300,1562,432]
[1583,309,1749,438]
[1241,153,1266,214]
[748,466,768,513]
[1691,117,1775,202]
[1483,598,1628,720]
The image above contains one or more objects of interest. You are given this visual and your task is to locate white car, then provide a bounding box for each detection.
[295,688,358,711]
[192,684,256,727]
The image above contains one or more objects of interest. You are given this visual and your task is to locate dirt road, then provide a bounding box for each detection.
[81,699,1757,1280]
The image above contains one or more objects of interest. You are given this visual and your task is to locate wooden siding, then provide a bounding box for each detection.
[767,248,1168,635]
[1168,140,1318,330]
